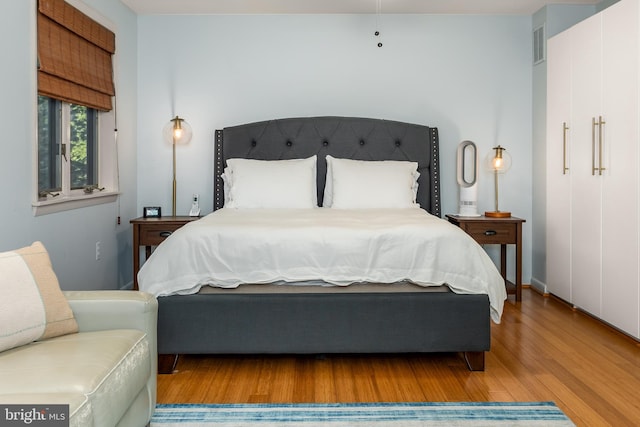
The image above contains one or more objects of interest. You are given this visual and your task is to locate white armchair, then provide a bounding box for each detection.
[0,291,157,427]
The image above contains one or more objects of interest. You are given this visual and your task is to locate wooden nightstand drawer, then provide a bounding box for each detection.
[139,224,183,246]
[461,222,517,245]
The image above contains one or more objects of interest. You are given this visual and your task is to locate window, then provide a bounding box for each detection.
[38,96,99,197]
[34,0,117,215]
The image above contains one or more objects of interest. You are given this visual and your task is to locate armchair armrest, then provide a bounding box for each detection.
[64,290,157,336]
[64,290,158,413]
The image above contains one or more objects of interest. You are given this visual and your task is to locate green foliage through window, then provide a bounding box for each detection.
[37,96,98,194]
[70,104,98,189]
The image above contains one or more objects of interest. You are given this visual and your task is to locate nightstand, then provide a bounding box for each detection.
[445,215,525,302]
[130,216,200,290]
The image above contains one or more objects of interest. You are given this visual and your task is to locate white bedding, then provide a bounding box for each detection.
[138,208,506,323]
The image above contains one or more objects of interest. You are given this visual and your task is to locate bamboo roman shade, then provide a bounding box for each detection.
[37,0,115,111]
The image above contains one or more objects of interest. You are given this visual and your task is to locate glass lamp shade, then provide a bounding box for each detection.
[163,116,193,145]
[485,145,512,174]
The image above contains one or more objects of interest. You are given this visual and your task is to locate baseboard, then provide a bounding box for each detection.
[529,277,548,296]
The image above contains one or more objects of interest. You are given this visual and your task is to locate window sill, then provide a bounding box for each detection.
[32,191,119,216]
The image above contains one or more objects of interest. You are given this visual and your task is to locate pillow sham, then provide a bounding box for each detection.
[324,155,420,209]
[0,242,78,352]
[224,156,318,209]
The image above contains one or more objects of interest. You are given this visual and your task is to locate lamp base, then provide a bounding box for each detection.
[485,211,511,218]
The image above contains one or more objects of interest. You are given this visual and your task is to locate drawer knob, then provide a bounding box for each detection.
[159,231,173,238]
[484,230,497,236]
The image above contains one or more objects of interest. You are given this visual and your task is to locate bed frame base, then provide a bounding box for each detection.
[464,351,485,371]
[158,354,179,374]
[158,351,485,375]
[156,290,490,373]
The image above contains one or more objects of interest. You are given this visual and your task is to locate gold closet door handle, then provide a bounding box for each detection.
[598,116,606,175]
[562,122,569,175]
[592,117,597,175]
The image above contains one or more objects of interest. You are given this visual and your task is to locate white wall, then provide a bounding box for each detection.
[137,13,534,283]
[0,5,536,288]
[0,0,138,290]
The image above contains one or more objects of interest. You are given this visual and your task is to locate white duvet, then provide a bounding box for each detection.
[138,208,506,323]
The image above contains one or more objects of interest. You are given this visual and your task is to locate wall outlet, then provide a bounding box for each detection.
[95,241,101,260]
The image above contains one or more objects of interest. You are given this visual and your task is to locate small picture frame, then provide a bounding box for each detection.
[143,206,161,218]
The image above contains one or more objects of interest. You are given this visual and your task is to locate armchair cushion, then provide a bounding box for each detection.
[0,329,149,427]
[0,242,77,352]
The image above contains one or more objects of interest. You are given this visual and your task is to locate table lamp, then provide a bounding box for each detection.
[485,145,511,218]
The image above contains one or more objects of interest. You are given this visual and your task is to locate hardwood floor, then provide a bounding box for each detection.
[157,289,640,426]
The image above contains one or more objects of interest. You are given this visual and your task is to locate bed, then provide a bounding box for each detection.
[139,116,506,373]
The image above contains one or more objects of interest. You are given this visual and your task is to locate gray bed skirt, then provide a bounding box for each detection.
[157,283,490,372]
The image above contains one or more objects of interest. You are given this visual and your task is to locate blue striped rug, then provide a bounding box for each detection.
[151,402,575,426]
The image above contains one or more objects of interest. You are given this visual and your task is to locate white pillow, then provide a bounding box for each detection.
[224,156,318,209]
[221,169,232,205]
[0,242,78,352]
[325,155,420,209]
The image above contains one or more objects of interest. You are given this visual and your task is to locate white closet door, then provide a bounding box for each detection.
[600,0,640,338]
[546,31,573,302]
[570,13,603,316]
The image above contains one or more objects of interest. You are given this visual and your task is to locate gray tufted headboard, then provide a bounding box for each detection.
[214,117,440,216]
